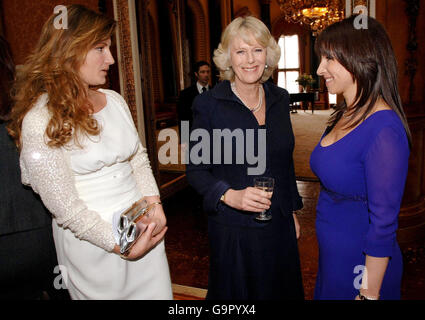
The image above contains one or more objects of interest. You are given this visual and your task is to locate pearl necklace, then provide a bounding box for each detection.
[230,82,263,113]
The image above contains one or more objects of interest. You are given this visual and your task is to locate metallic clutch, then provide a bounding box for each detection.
[117,200,156,255]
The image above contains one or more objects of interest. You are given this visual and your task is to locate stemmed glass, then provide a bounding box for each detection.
[253,177,274,221]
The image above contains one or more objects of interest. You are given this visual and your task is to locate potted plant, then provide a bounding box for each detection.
[296,74,316,93]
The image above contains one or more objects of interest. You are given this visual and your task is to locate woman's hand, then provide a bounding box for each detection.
[114,222,167,261]
[223,188,271,212]
[148,203,167,236]
[141,196,167,236]
[293,213,301,239]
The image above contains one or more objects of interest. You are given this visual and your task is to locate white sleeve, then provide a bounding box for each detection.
[129,141,160,197]
[20,105,116,252]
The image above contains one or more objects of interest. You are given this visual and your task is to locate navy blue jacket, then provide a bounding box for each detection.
[186,80,303,228]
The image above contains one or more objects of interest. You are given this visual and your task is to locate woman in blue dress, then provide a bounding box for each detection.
[310,15,411,300]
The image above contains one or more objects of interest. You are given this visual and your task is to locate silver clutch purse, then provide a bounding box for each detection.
[117,200,156,255]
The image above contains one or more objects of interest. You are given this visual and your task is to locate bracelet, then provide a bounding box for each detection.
[149,201,162,206]
[220,193,226,203]
[358,291,379,300]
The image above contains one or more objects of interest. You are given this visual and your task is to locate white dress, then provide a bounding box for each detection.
[20,89,173,300]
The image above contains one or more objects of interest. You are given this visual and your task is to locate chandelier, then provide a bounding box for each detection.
[277,0,345,35]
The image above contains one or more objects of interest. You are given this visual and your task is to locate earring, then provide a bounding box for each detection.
[265,64,268,69]
[225,66,231,71]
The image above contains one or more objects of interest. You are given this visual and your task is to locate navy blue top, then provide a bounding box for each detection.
[186,80,303,228]
[310,110,409,299]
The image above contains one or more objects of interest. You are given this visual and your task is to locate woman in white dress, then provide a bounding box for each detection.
[7,5,173,300]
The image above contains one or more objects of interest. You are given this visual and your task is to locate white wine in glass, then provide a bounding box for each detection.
[253,177,274,221]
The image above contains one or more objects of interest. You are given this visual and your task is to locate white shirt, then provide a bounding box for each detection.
[196,81,209,94]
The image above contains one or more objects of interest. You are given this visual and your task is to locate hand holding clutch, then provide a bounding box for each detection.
[114,199,161,255]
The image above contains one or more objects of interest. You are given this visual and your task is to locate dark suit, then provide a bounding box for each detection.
[177,84,210,216]
[0,122,68,299]
[177,84,210,138]
[186,80,304,299]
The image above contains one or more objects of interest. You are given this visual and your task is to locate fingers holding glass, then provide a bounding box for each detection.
[253,177,274,221]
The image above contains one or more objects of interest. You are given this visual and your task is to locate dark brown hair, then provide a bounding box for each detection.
[0,35,15,121]
[315,15,412,147]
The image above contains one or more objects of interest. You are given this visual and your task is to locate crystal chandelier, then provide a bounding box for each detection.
[277,0,345,35]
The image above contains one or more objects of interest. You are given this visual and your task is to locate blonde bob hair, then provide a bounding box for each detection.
[213,16,280,83]
[8,4,116,150]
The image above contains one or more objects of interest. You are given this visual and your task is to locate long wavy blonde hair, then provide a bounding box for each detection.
[8,4,116,150]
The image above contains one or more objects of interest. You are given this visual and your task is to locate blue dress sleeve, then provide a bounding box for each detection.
[363,125,409,258]
[186,95,231,214]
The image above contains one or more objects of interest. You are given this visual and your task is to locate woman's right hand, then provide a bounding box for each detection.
[113,222,167,261]
[223,188,271,212]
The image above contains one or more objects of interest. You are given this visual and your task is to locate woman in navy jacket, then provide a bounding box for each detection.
[186,16,304,300]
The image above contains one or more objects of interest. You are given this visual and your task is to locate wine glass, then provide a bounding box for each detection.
[253,177,274,221]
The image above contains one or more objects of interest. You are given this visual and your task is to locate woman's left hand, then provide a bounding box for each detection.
[293,213,301,239]
[143,196,167,236]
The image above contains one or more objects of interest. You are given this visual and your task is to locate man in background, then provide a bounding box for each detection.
[177,60,211,136]
[177,61,211,223]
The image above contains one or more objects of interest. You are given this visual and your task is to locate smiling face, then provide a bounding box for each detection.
[229,34,267,86]
[79,38,115,88]
[317,55,357,105]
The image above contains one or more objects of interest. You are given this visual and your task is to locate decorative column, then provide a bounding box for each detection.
[114,0,159,180]
[260,0,272,30]
[404,0,420,105]
[398,0,425,245]
[0,1,5,36]
[220,0,233,32]
[114,0,137,127]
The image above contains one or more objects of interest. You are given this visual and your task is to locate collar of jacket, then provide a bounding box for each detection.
[210,80,282,111]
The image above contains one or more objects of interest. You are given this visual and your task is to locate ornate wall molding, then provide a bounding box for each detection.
[187,0,209,63]
[114,0,146,146]
[147,11,164,103]
[404,0,420,105]
[220,0,233,29]
[114,0,136,124]
[0,1,5,37]
[134,0,160,179]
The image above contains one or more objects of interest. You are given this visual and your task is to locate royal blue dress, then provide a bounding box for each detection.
[310,110,409,300]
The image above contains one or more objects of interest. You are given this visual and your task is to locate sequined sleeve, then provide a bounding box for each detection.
[20,98,116,252]
[104,90,160,197]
